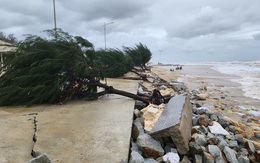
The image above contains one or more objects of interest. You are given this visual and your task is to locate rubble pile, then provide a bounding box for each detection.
[130,69,260,163]
[130,73,193,162]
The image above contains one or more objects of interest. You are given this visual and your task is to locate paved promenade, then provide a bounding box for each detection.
[0,78,139,163]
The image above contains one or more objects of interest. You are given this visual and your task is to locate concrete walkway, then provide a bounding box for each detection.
[0,78,139,163]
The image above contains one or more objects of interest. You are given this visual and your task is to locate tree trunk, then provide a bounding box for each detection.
[130,70,148,81]
[81,81,150,105]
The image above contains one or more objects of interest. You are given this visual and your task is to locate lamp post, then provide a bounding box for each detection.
[104,22,114,50]
[53,0,57,33]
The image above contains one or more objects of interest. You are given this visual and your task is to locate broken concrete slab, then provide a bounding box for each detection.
[150,94,192,155]
[32,79,139,163]
[141,104,165,132]
[0,78,139,163]
[208,121,230,136]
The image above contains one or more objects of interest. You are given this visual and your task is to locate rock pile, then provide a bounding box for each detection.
[130,75,193,162]
[190,100,260,163]
[130,70,260,163]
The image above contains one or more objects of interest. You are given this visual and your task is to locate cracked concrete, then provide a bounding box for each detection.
[0,110,36,162]
[0,78,138,162]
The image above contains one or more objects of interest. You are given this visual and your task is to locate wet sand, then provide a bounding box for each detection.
[151,64,260,141]
[154,64,260,109]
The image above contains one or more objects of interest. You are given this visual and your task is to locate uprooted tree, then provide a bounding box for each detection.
[0,29,159,106]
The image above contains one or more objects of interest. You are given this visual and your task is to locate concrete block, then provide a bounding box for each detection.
[28,153,53,163]
[150,94,192,155]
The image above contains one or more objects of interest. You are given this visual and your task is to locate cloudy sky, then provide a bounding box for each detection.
[1,0,260,63]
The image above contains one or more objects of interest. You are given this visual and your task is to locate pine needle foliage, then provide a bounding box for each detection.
[0,29,102,106]
[95,48,134,78]
[124,43,152,69]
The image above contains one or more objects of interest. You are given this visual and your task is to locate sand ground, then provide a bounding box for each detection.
[152,64,260,140]
[153,64,260,109]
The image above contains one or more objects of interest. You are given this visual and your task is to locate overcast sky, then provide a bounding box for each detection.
[1,0,260,63]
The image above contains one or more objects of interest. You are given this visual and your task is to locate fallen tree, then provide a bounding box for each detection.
[0,29,162,106]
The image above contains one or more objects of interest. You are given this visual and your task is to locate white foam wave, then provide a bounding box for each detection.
[212,61,260,100]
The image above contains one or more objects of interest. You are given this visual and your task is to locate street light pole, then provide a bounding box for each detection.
[53,0,57,33]
[104,22,114,50]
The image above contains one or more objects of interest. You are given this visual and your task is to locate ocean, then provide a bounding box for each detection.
[211,61,260,100]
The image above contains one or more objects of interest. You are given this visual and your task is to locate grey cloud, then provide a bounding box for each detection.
[253,33,260,40]
[1,0,260,62]
[165,2,260,39]
[60,0,153,21]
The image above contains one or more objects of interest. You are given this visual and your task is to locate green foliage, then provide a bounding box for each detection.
[124,43,152,69]
[124,46,142,66]
[0,29,153,106]
[0,29,101,106]
[136,43,152,66]
[95,48,133,78]
[0,31,18,43]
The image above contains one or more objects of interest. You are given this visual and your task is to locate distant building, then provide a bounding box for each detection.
[0,40,16,75]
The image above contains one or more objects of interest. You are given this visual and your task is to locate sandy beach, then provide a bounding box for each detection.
[153,64,260,108]
[152,64,260,140]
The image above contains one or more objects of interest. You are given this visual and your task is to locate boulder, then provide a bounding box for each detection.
[254,132,260,139]
[198,125,208,135]
[210,114,218,121]
[194,154,203,163]
[150,94,192,155]
[189,142,204,155]
[198,115,213,127]
[217,139,229,150]
[192,115,200,126]
[208,145,225,163]
[223,146,238,163]
[28,153,53,163]
[245,140,255,155]
[181,156,191,163]
[131,141,142,155]
[132,118,145,139]
[194,94,208,100]
[129,151,144,163]
[237,155,249,163]
[136,134,164,158]
[229,125,236,133]
[207,137,218,145]
[240,148,249,156]
[229,140,239,149]
[234,134,244,145]
[218,117,230,128]
[208,145,221,158]
[203,152,214,163]
[170,83,187,93]
[192,133,207,146]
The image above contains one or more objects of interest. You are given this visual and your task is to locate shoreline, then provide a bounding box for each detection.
[153,64,260,109]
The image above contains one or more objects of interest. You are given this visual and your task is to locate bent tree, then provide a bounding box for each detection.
[0,29,151,106]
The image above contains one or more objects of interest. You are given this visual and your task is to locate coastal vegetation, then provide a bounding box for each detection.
[0,31,17,44]
[0,29,152,106]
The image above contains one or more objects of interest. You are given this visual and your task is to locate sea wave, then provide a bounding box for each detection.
[212,60,260,100]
